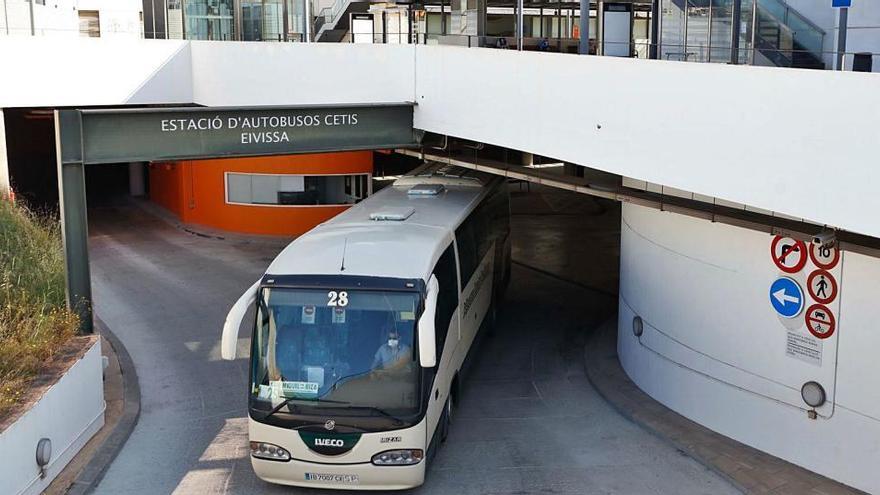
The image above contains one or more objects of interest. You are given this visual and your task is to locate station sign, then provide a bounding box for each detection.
[770,236,807,273]
[66,104,417,165]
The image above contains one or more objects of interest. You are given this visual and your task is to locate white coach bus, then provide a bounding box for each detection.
[221,162,511,490]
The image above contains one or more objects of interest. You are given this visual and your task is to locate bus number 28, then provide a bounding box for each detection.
[327,291,349,307]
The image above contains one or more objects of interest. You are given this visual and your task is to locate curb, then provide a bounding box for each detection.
[66,317,141,495]
[128,196,292,247]
[583,318,749,494]
[584,317,862,495]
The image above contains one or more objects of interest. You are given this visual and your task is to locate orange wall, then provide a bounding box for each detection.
[148,152,373,236]
[147,162,185,218]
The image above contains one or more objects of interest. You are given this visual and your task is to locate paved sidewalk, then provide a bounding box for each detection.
[584,319,864,495]
[45,317,141,495]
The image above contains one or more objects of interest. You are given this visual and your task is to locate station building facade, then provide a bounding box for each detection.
[2,33,880,493]
[147,151,372,236]
[0,0,143,38]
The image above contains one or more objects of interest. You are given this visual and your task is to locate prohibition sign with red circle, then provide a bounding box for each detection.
[807,269,837,304]
[805,303,836,339]
[770,236,808,273]
[809,243,840,270]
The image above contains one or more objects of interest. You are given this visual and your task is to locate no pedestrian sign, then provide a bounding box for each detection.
[807,269,837,304]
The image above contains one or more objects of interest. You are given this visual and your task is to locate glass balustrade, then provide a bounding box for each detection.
[656,0,824,68]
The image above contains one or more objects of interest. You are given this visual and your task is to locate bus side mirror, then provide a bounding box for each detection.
[221,280,260,360]
[418,275,439,368]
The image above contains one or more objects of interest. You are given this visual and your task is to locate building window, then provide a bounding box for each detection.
[226,173,371,206]
[79,10,101,38]
[184,0,235,40]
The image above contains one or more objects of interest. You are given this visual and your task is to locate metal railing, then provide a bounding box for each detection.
[410,34,877,71]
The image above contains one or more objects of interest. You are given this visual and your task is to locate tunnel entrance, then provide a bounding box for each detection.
[3,108,60,211]
[54,104,417,332]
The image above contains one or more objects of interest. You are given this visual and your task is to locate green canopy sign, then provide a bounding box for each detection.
[56,103,417,332]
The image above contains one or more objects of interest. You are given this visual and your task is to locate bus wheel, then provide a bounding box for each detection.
[440,395,452,442]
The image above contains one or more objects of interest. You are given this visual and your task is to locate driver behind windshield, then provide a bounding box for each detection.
[372,328,411,370]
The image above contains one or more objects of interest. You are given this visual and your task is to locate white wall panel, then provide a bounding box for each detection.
[413,45,880,239]
[0,38,191,107]
[190,42,416,107]
[618,203,880,493]
[835,250,880,420]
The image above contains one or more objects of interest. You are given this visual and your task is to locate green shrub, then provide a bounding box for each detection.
[0,199,78,419]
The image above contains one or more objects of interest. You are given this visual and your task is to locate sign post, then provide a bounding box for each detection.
[833,0,852,70]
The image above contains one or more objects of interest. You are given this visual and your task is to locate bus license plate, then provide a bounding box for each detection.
[305,473,360,485]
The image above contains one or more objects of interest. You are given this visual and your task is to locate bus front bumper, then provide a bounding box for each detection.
[252,456,426,491]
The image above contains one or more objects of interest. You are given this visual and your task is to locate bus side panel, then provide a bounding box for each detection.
[425,307,460,442]
[455,246,495,377]
[423,241,462,443]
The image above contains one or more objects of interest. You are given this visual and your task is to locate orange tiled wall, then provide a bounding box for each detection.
[148,152,372,236]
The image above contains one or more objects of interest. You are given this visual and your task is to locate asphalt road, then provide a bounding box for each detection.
[88,188,738,495]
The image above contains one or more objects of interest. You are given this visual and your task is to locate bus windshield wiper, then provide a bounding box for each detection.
[335,405,404,425]
[261,396,301,421]
[261,397,401,425]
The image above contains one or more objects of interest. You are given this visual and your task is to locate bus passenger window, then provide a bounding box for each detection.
[455,219,477,286]
[432,244,458,357]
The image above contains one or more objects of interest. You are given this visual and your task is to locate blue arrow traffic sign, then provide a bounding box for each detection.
[770,277,805,319]
[832,0,852,8]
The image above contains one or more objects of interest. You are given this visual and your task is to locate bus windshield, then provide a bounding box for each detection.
[250,287,421,419]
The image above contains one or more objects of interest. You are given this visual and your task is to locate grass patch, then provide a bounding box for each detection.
[0,199,78,419]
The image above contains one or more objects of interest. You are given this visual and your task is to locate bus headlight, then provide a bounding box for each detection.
[250,441,291,462]
[371,449,424,466]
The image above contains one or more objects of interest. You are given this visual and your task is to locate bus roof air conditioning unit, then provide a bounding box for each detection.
[369,207,415,221]
[407,184,445,196]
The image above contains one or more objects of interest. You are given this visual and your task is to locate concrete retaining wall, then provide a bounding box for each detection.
[0,339,105,495]
[617,202,880,493]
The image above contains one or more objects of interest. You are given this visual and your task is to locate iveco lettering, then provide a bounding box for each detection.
[221,163,511,490]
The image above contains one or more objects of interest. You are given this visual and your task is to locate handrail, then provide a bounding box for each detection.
[759,0,825,35]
